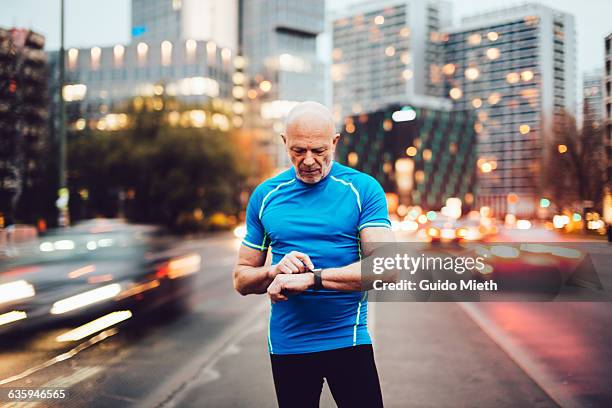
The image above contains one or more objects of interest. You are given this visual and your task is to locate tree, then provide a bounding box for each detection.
[67,98,251,231]
[544,107,606,212]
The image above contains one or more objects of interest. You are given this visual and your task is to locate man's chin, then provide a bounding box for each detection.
[298,173,322,184]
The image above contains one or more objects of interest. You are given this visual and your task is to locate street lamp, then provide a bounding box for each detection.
[57,0,70,227]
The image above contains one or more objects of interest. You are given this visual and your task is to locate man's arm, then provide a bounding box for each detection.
[233,245,271,295]
[266,227,396,301]
[233,246,315,296]
[318,226,395,291]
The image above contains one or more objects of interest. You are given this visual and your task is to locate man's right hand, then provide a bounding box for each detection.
[269,251,315,278]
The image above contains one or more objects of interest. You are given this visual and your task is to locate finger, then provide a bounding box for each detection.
[292,252,315,270]
[267,281,286,302]
[286,255,306,273]
[283,257,300,273]
[271,292,288,302]
[279,264,294,274]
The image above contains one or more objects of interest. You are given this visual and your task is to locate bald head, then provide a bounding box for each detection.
[285,101,335,136]
[282,101,340,184]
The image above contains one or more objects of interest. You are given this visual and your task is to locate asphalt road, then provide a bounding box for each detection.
[0,227,610,407]
[466,227,612,408]
[0,232,263,407]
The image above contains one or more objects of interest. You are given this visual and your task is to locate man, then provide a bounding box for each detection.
[233,101,394,407]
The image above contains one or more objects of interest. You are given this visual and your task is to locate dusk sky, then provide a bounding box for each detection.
[2,0,610,79]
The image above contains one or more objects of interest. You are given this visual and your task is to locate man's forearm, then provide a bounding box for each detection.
[233,265,273,295]
[321,251,398,292]
[320,262,363,291]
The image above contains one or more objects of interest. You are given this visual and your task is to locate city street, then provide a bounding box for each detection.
[2,0,612,407]
[0,228,610,407]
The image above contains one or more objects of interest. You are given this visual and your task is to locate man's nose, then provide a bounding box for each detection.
[303,153,315,166]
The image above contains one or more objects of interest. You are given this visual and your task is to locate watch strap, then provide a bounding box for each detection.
[312,268,323,290]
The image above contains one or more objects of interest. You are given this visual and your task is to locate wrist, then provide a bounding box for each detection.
[267,265,278,280]
[307,272,315,288]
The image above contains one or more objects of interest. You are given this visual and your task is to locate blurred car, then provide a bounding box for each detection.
[455,219,485,241]
[0,219,201,337]
[426,216,462,243]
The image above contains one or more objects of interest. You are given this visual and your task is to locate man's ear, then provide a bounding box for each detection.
[332,133,340,147]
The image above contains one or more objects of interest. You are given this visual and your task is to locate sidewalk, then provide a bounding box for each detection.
[173,301,555,408]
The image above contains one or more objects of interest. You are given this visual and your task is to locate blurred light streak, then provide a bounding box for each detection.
[56,311,132,342]
[0,311,27,327]
[50,284,122,315]
[116,280,160,300]
[88,274,114,284]
[68,264,96,279]
[0,280,36,305]
[167,254,201,279]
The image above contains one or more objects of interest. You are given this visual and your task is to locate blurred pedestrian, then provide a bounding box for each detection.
[607,223,612,243]
[233,102,393,407]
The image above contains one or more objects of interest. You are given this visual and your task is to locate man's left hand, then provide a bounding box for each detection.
[267,273,315,303]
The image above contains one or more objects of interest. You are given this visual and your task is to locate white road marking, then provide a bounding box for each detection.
[0,328,118,386]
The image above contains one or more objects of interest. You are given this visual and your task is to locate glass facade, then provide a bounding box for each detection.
[442,5,576,216]
[337,105,477,210]
[332,0,449,121]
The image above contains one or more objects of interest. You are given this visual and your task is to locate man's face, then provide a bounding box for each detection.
[283,123,339,184]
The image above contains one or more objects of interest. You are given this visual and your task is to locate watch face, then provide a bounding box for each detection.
[311,268,322,272]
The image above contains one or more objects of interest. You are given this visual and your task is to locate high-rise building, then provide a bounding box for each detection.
[336,103,477,212]
[240,0,327,168]
[441,4,576,216]
[48,0,240,137]
[0,28,48,224]
[331,0,452,122]
[605,33,612,187]
[583,70,604,127]
[131,0,238,50]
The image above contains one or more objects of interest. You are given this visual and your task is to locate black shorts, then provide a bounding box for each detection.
[270,344,384,408]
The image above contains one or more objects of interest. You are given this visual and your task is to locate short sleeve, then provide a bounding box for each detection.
[242,187,270,251]
[358,176,391,231]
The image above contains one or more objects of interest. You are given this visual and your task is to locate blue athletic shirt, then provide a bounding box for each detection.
[242,161,391,355]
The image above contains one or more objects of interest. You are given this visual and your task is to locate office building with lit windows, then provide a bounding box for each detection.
[441,4,576,216]
[48,0,241,136]
[131,0,238,49]
[331,0,452,122]
[583,70,604,127]
[336,103,477,211]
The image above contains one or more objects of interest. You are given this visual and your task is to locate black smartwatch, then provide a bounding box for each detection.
[311,268,323,291]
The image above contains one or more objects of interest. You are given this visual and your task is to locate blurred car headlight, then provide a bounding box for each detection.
[455,228,467,238]
[0,280,36,306]
[427,227,440,238]
[516,220,532,230]
[50,283,122,315]
[440,228,456,240]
